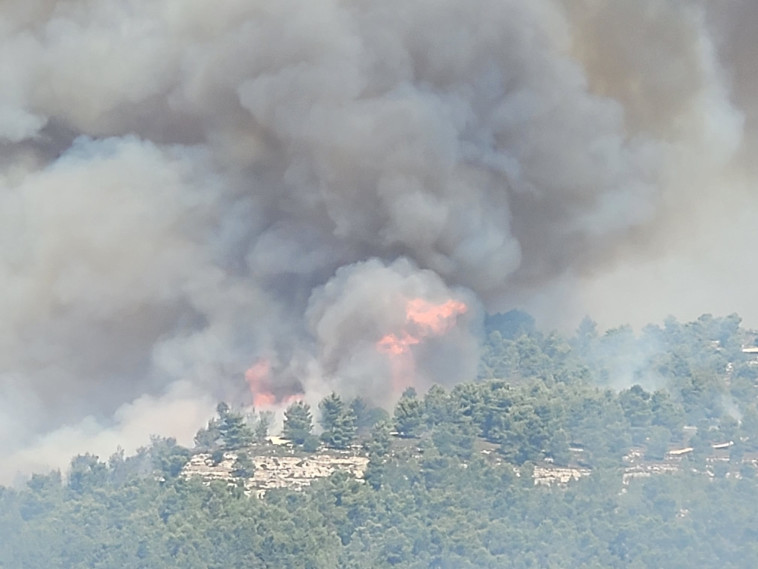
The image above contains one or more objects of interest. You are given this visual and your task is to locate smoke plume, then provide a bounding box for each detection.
[1,0,756,480]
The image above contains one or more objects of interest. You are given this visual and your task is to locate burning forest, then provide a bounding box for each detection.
[3,0,758,481]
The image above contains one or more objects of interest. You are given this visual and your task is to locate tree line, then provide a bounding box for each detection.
[2,311,758,567]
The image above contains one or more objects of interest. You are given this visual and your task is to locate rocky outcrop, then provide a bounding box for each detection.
[182,449,368,497]
[533,465,591,486]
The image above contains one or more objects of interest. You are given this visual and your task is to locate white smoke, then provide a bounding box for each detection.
[0,0,756,480]
[304,258,480,404]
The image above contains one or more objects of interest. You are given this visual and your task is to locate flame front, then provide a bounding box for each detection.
[377,297,467,392]
[244,358,304,409]
[244,359,277,408]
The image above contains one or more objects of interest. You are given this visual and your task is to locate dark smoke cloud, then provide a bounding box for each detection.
[0,0,755,480]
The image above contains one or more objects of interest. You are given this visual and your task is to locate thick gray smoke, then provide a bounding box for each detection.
[0,0,755,480]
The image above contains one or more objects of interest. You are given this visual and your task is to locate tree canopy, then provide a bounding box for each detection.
[3,312,758,568]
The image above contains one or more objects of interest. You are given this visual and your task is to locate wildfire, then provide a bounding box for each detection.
[244,358,304,409]
[377,297,467,391]
[244,359,276,408]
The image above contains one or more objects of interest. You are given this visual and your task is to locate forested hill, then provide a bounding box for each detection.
[3,313,758,568]
[476,311,758,465]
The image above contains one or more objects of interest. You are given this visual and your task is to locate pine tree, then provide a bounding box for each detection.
[216,402,254,449]
[194,417,221,450]
[423,384,451,427]
[364,420,392,457]
[394,388,424,438]
[319,393,357,449]
[319,393,344,433]
[282,401,313,445]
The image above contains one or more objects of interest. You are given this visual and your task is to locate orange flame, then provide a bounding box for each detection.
[377,297,467,391]
[244,359,277,408]
[244,358,304,409]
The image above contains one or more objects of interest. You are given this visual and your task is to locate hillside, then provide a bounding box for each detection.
[182,446,368,497]
[3,313,758,568]
[178,433,758,494]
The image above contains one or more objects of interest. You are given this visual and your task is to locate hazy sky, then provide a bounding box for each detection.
[2,0,758,481]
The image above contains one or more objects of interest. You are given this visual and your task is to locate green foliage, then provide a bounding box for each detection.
[231,452,255,478]
[67,453,107,493]
[485,309,536,339]
[283,401,313,445]
[216,402,254,449]
[645,425,673,460]
[423,384,453,426]
[393,388,424,438]
[430,421,476,459]
[319,393,358,449]
[364,420,392,457]
[148,436,191,478]
[5,451,758,569]
[195,402,254,450]
[3,312,757,569]
[193,417,221,450]
[619,384,653,428]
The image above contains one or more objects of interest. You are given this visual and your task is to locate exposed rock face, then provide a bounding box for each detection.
[182,449,368,496]
[533,465,591,486]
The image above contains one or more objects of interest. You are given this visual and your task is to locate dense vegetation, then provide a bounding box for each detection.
[2,312,758,568]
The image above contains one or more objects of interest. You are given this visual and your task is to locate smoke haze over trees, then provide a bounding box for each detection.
[3,312,758,567]
[3,0,758,480]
